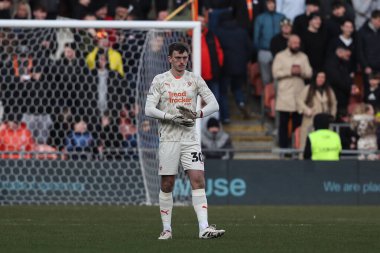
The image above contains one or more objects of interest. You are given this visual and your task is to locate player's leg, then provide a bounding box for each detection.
[182,142,225,239]
[158,175,175,240]
[157,141,180,240]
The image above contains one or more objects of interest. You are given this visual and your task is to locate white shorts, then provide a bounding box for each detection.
[158,141,204,175]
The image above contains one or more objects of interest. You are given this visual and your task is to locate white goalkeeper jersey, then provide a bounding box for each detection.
[146,70,214,142]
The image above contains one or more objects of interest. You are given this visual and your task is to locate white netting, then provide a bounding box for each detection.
[0,21,200,205]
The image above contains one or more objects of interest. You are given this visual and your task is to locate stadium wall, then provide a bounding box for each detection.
[1,160,379,205]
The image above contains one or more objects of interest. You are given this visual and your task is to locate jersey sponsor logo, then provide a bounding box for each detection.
[168,91,192,103]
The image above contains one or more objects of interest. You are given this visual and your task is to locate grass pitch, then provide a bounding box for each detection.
[0,205,379,253]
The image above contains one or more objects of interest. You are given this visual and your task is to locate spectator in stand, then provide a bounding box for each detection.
[203,0,233,33]
[272,34,313,148]
[297,71,337,149]
[119,102,138,160]
[327,19,357,73]
[365,72,380,110]
[31,3,57,59]
[350,103,378,160]
[32,3,48,20]
[69,0,92,20]
[126,0,154,20]
[86,31,125,118]
[47,42,90,116]
[352,0,380,29]
[299,12,328,73]
[86,30,124,77]
[325,47,353,120]
[114,1,131,20]
[30,0,59,19]
[47,107,73,152]
[200,15,224,105]
[276,0,305,21]
[90,1,108,20]
[65,115,95,160]
[201,117,234,160]
[270,17,293,57]
[376,110,380,150]
[254,0,285,86]
[357,10,380,99]
[319,0,355,20]
[0,0,11,19]
[293,0,320,36]
[10,44,42,83]
[216,12,251,124]
[303,113,341,160]
[230,0,259,36]
[325,1,350,39]
[0,113,35,159]
[99,110,124,160]
[12,0,32,19]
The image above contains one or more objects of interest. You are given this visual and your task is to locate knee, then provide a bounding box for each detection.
[161,178,175,192]
[192,175,205,189]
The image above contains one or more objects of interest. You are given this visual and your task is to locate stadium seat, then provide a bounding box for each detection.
[293,127,301,150]
[249,62,263,96]
[264,82,275,118]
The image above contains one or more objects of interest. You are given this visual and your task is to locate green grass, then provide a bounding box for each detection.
[1,206,380,253]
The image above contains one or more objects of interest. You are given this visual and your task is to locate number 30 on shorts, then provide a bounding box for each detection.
[191,152,203,162]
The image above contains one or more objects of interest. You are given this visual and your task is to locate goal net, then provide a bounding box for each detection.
[0,20,201,205]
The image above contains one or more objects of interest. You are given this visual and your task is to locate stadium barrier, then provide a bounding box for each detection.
[1,159,379,205]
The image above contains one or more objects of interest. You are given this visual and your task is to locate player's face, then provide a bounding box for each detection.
[169,50,189,73]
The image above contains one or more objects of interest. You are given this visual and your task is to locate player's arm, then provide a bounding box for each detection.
[145,77,170,120]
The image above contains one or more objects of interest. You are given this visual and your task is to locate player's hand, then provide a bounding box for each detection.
[171,115,195,127]
[176,105,198,119]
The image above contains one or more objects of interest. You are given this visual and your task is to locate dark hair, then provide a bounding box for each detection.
[33,4,47,13]
[168,42,190,56]
[313,113,333,130]
[305,72,334,112]
[207,117,220,129]
[371,10,380,19]
[331,0,345,10]
[341,18,353,26]
[306,0,320,7]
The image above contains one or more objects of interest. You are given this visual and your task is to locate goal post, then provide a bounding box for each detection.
[0,19,201,205]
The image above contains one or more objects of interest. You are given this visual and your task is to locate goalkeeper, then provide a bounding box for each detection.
[145,42,225,240]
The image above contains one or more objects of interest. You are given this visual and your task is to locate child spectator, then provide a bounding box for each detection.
[350,103,378,160]
[65,116,95,160]
[365,72,380,111]
[201,117,234,160]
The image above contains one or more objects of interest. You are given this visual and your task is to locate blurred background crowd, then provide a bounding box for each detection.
[0,0,380,160]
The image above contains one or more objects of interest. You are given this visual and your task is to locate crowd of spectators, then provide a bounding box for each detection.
[1,0,380,160]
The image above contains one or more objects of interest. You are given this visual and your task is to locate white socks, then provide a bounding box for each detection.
[192,189,209,231]
[159,190,173,232]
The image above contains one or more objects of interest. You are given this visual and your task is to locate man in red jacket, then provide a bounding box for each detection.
[200,15,224,108]
[0,114,35,159]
